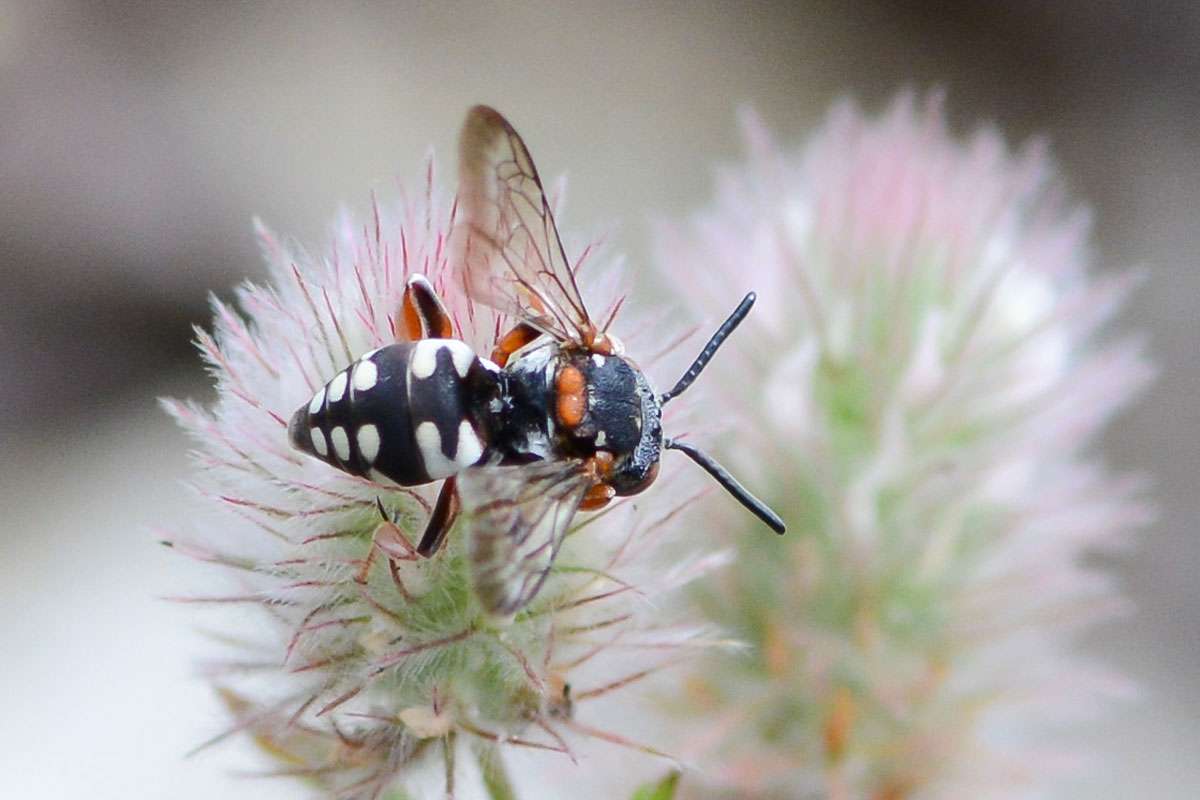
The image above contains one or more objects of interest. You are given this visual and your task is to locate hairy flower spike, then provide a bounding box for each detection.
[654,93,1154,798]
[165,157,718,799]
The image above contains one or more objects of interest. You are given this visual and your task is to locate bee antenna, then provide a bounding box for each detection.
[665,437,785,534]
[660,292,756,405]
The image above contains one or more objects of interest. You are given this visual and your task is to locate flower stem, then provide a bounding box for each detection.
[444,731,457,799]
[475,742,519,800]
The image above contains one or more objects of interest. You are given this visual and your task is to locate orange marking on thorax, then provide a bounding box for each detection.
[555,365,587,428]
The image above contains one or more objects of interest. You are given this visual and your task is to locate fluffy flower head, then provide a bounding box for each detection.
[655,93,1153,798]
[165,160,716,798]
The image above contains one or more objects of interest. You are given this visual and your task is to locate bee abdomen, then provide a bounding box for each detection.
[289,340,495,486]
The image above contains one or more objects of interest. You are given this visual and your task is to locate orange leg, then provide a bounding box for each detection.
[356,500,420,584]
[490,322,542,367]
[579,452,616,511]
[400,274,454,341]
[579,483,615,511]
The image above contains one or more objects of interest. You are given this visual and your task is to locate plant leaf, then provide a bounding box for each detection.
[631,771,680,800]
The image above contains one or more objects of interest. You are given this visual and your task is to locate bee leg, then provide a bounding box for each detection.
[490,322,541,367]
[417,477,460,557]
[578,482,615,511]
[400,273,454,341]
[356,511,419,584]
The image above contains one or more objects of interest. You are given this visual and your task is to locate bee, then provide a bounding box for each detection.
[288,106,784,615]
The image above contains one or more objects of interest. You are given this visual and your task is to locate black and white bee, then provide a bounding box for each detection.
[289,106,784,615]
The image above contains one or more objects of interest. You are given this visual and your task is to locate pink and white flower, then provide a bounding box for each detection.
[165,161,718,799]
[653,93,1154,799]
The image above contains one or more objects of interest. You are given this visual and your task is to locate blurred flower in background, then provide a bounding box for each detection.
[654,93,1154,798]
[164,161,719,799]
[4,4,1197,799]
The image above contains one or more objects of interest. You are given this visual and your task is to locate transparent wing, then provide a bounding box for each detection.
[453,105,596,344]
[458,459,595,616]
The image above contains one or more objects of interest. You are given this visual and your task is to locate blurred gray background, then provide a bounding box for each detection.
[1,2,1195,797]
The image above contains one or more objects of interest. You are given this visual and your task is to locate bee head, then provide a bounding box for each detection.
[557,351,662,496]
[554,291,784,533]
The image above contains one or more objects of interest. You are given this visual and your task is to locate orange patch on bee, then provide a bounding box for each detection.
[589,332,616,355]
[556,365,587,428]
[491,323,540,367]
[401,281,454,341]
[401,296,424,341]
[584,450,614,478]
[579,482,615,511]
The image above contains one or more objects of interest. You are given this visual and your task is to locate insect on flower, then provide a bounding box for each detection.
[288,105,784,615]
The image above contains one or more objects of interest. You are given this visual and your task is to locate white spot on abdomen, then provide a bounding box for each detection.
[595,430,607,447]
[308,388,325,416]
[445,339,476,377]
[410,340,441,378]
[310,427,328,456]
[357,424,380,464]
[328,371,348,403]
[411,338,476,380]
[455,420,484,466]
[353,359,378,392]
[592,354,606,367]
[415,421,458,479]
[330,426,351,462]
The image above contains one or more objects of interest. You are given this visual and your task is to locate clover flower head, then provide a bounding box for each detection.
[164,159,720,799]
[654,92,1154,798]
